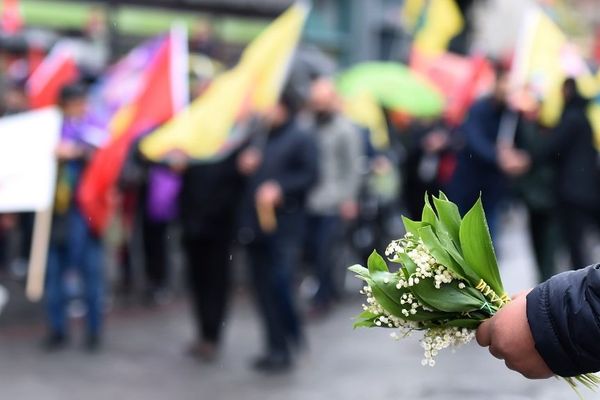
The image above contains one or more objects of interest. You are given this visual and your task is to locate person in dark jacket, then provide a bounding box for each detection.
[238,87,319,373]
[477,265,600,379]
[447,66,511,239]
[402,118,453,220]
[179,150,246,361]
[117,139,178,304]
[501,96,560,282]
[535,78,600,269]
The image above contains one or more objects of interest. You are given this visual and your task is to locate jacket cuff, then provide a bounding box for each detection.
[526,282,579,377]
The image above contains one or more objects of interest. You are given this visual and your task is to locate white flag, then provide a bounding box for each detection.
[0,108,61,212]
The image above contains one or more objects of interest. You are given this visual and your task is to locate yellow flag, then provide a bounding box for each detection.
[411,0,464,56]
[512,8,600,148]
[402,0,427,33]
[140,3,309,161]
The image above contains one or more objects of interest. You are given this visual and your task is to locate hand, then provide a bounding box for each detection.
[165,150,189,173]
[56,141,84,160]
[0,214,17,230]
[340,200,359,221]
[476,291,553,379]
[498,146,531,177]
[238,147,262,176]
[371,155,392,175]
[256,181,282,209]
[422,130,449,154]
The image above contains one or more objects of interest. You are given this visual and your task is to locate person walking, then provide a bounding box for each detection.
[536,78,600,269]
[447,65,512,239]
[178,149,246,362]
[498,94,560,281]
[239,83,319,373]
[305,78,363,315]
[44,84,106,352]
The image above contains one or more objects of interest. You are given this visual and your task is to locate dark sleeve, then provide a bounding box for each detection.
[526,265,600,377]
[117,138,148,191]
[532,113,577,163]
[461,103,498,165]
[275,134,319,197]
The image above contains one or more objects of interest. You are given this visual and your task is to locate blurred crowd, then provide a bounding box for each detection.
[1,9,600,375]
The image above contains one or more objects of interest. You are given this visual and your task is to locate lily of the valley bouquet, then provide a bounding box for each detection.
[350,193,599,395]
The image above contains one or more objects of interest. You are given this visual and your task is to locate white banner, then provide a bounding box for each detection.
[0,108,61,212]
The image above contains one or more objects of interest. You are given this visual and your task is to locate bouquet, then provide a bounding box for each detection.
[349,193,599,396]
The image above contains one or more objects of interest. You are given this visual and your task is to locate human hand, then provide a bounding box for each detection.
[340,200,359,221]
[476,291,553,379]
[256,181,282,209]
[165,150,189,174]
[238,147,262,176]
[498,146,531,177]
[0,214,17,230]
[422,130,449,154]
[56,141,84,160]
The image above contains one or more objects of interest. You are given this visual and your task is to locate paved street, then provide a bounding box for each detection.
[0,212,588,400]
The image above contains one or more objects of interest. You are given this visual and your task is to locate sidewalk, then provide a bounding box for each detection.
[0,210,581,400]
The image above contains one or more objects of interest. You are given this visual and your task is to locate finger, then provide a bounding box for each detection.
[505,360,518,372]
[488,344,504,360]
[507,360,553,380]
[476,320,492,347]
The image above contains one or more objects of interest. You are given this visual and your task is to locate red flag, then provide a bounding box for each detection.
[27,45,79,109]
[410,50,494,126]
[28,45,45,76]
[78,27,188,234]
[1,0,23,34]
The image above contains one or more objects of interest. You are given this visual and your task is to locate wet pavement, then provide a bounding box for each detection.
[0,211,587,400]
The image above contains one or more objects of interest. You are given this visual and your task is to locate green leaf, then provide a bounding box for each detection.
[370,284,404,318]
[372,270,418,318]
[357,309,379,320]
[349,264,369,278]
[353,309,381,329]
[396,252,417,277]
[401,309,455,323]
[422,194,437,226]
[432,195,462,245]
[367,251,389,274]
[435,228,482,288]
[402,216,428,237]
[459,198,505,296]
[353,319,379,329]
[410,279,486,313]
[438,191,450,201]
[442,319,483,329]
[418,226,467,281]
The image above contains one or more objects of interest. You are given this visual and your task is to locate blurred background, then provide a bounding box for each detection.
[1,0,600,399]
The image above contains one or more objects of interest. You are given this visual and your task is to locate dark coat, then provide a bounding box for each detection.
[179,150,246,241]
[513,119,556,211]
[535,96,600,208]
[527,265,600,377]
[447,96,507,216]
[240,117,319,240]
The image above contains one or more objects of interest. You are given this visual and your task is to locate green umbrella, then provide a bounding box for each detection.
[336,62,445,117]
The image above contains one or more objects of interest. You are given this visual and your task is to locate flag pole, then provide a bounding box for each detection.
[26,207,53,302]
